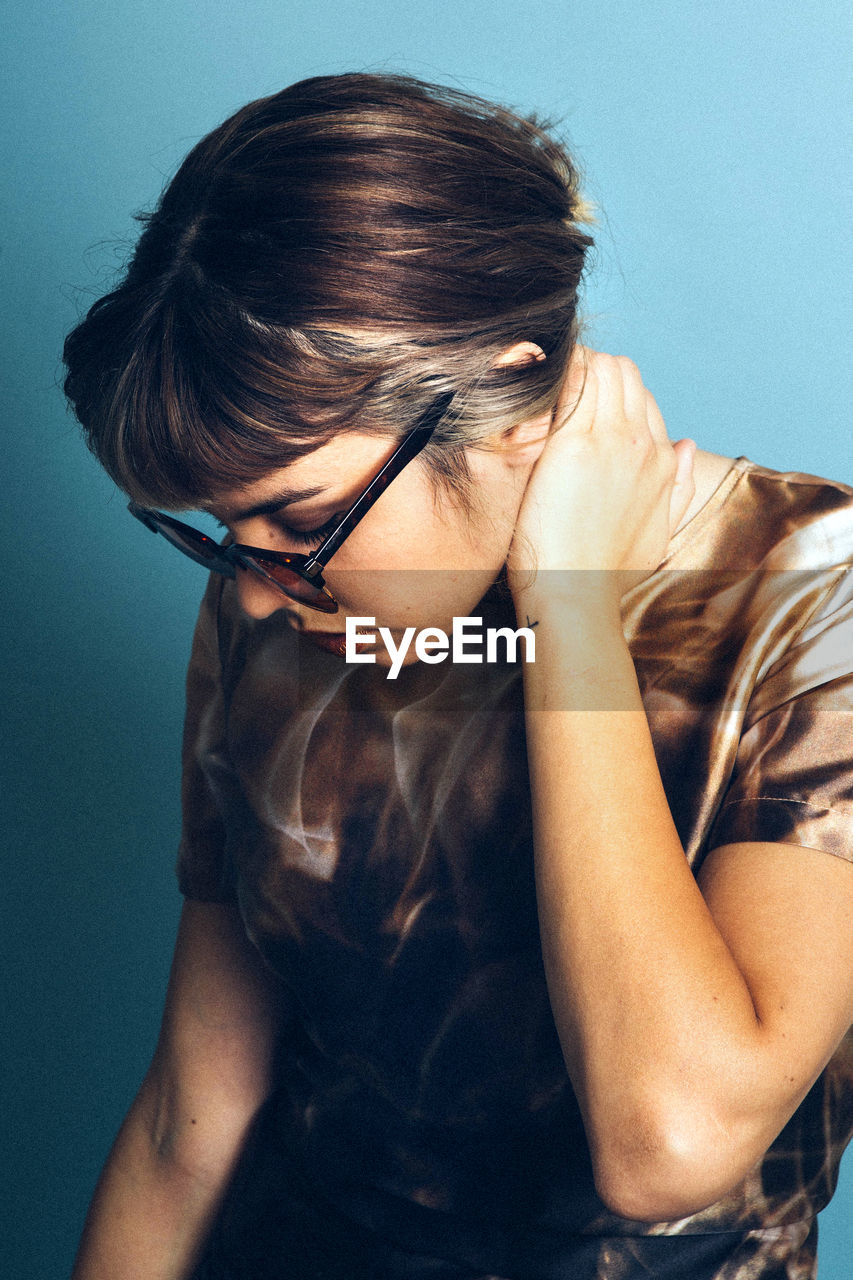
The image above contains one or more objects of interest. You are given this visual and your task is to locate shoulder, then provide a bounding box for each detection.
[665,455,853,571]
[736,456,853,512]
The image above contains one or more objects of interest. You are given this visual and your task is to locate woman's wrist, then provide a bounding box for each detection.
[511,571,625,636]
[512,578,639,712]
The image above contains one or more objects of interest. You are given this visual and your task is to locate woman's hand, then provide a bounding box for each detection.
[507,347,696,602]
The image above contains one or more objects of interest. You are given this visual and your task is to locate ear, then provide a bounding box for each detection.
[489,341,552,464]
[491,340,547,369]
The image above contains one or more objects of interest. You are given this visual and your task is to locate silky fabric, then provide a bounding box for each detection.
[181,458,853,1280]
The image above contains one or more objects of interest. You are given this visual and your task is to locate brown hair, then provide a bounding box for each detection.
[63,72,594,511]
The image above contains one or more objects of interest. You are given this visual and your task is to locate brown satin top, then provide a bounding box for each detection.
[178,458,853,1280]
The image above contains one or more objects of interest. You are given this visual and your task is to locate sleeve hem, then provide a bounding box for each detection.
[709,796,853,863]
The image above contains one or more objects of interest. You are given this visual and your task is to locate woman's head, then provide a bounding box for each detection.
[63,72,594,516]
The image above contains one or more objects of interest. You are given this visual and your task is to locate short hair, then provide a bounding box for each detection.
[63,72,595,511]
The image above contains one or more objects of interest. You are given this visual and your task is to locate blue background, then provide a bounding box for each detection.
[3,2,851,1275]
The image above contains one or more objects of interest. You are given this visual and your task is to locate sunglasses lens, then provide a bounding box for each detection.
[245,556,339,613]
[158,520,235,573]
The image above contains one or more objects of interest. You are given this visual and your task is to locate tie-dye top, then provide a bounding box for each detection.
[178,457,853,1280]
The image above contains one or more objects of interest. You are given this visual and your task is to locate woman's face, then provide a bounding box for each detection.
[206,425,537,644]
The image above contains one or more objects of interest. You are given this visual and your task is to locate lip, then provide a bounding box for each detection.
[302,630,349,657]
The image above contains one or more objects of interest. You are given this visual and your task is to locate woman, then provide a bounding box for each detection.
[63,73,853,1280]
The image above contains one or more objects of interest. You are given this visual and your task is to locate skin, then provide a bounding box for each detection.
[72,901,286,1280]
[208,344,726,636]
[215,344,853,1219]
[208,402,531,637]
[508,350,853,1218]
[73,346,853,1279]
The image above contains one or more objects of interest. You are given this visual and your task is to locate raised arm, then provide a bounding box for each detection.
[72,899,288,1280]
[508,350,853,1221]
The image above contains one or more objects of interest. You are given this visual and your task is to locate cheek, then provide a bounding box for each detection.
[321,467,519,626]
[326,567,505,632]
[324,498,507,628]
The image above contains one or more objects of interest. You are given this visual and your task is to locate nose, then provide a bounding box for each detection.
[234,566,308,627]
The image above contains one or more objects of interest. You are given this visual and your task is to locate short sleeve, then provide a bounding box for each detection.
[708,568,853,861]
[176,575,236,901]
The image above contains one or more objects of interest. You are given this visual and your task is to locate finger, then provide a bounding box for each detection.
[584,352,625,431]
[669,438,697,534]
[616,356,669,446]
[616,356,649,432]
[556,345,597,431]
[562,344,590,401]
[643,385,669,445]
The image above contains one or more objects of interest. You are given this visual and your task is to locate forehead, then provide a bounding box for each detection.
[206,430,401,521]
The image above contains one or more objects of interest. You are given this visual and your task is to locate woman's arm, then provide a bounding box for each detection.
[510,350,853,1222]
[72,899,288,1280]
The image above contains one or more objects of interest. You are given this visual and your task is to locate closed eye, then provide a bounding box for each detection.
[216,513,345,549]
[277,514,345,548]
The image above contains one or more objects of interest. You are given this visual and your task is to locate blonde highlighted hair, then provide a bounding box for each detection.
[63,72,595,510]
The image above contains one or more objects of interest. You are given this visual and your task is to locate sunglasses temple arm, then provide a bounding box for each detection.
[302,394,453,576]
[300,469,417,576]
[128,503,162,535]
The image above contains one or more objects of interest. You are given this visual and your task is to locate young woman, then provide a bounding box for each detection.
[64,73,853,1280]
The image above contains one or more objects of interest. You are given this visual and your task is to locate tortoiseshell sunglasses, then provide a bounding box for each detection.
[128,393,453,614]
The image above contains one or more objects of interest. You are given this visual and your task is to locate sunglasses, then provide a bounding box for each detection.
[128,392,454,614]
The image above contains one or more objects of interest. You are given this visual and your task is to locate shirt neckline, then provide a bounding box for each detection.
[657,455,751,568]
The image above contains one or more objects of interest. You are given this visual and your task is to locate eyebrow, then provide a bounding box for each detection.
[209,483,328,524]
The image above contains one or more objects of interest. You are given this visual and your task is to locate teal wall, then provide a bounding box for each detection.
[3,2,851,1275]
